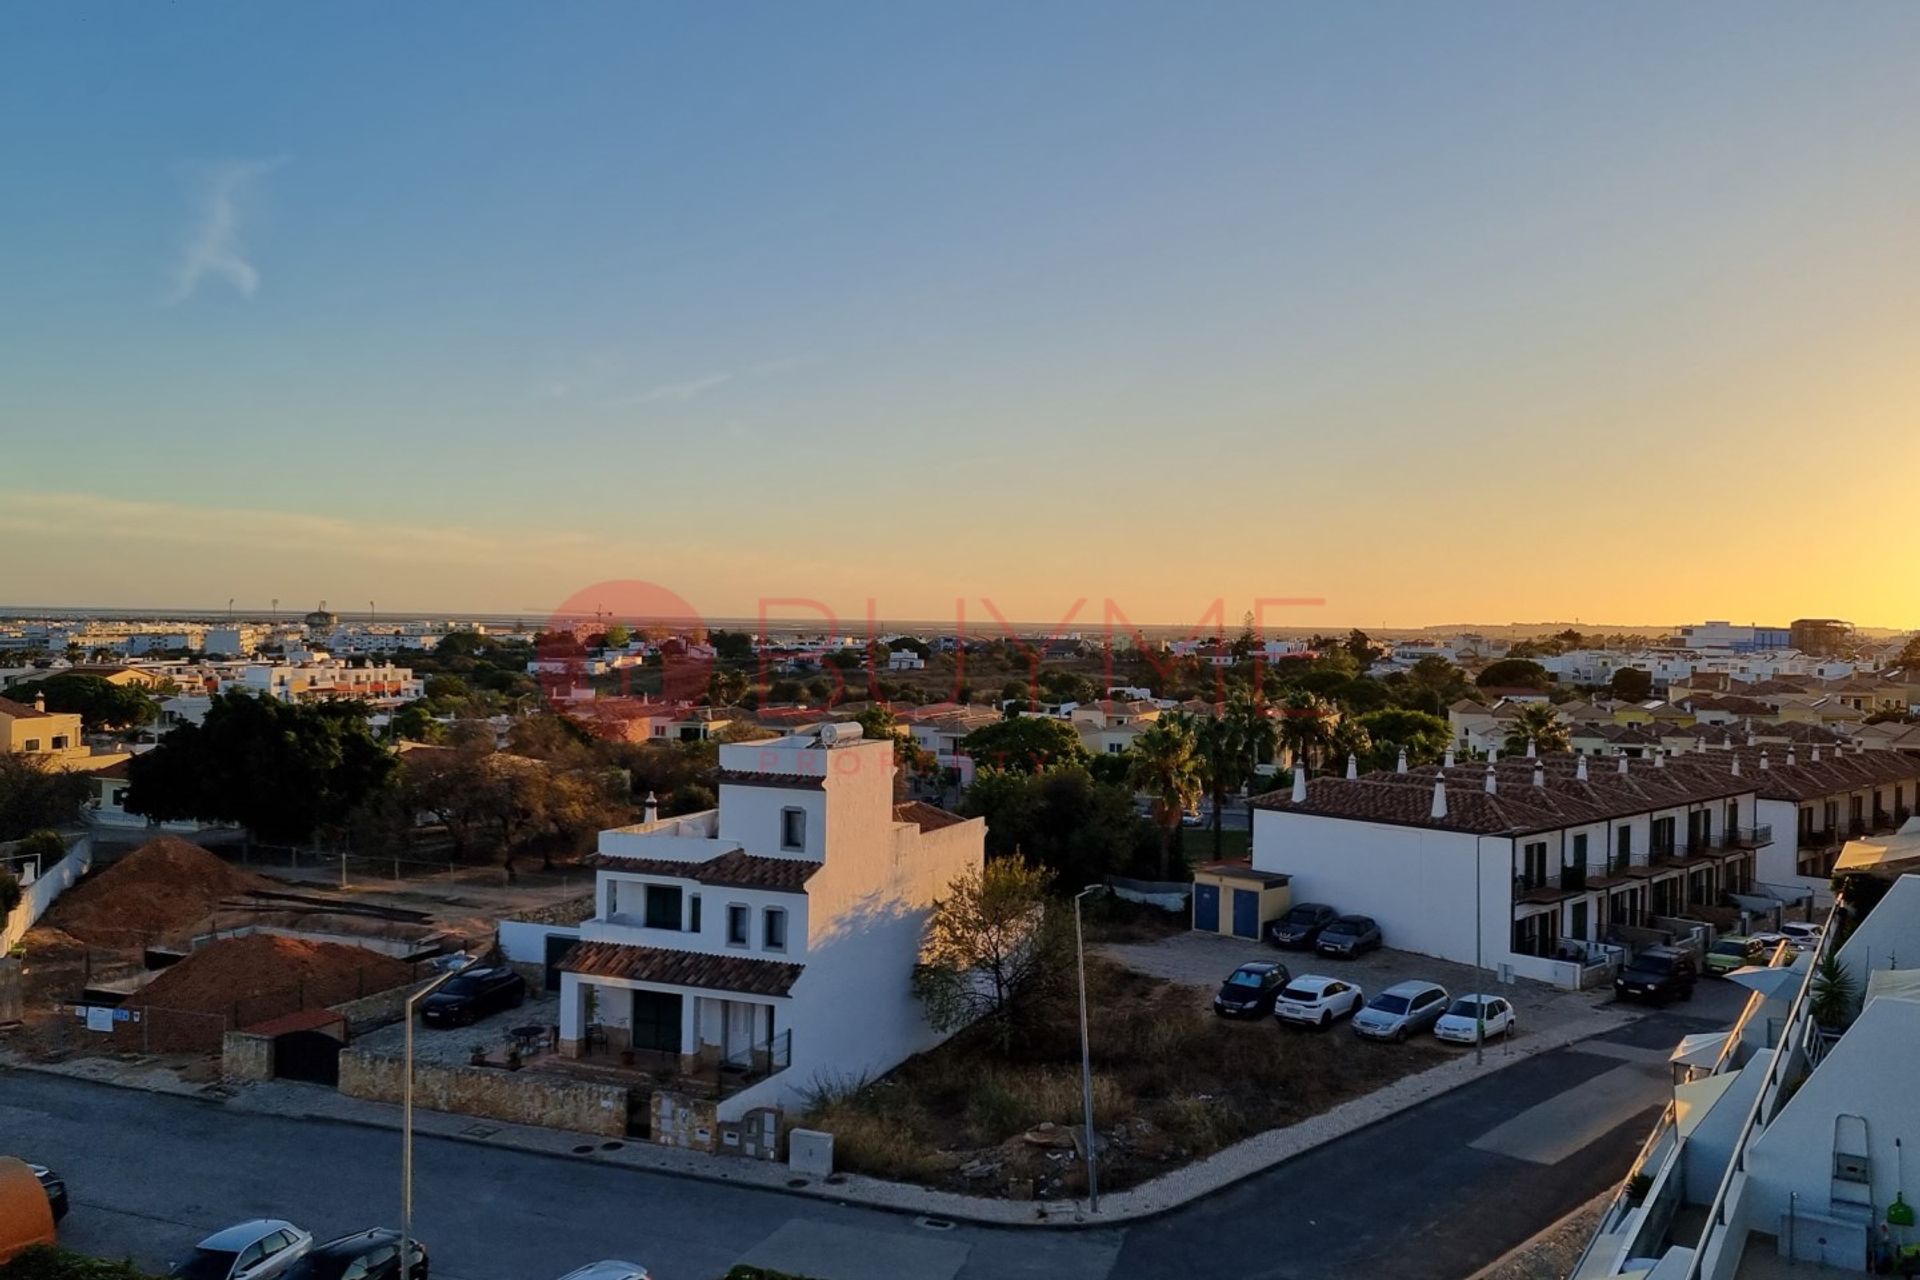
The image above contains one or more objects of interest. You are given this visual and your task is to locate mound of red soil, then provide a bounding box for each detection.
[133,932,418,1017]
[45,837,271,947]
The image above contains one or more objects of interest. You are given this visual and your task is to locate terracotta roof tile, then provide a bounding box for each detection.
[561,940,803,997]
[893,801,969,833]
[594,849,820,893]
[714,769,827,790]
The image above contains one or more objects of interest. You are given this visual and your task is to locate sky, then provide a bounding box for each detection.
[3,3,1919,631]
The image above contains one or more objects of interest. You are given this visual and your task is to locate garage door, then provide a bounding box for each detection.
[1232,888,1259,939]
[273,1029,344,1086]
[1193,883,1219,931]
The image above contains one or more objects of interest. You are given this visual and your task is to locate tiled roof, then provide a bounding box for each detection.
[893,801,969,833]
[714,769,827,790]
[561,940,803,997]
[594,849,820,893]
[0,696,53,720]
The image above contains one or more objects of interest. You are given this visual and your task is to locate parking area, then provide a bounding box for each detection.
[1099,931,1617,1042]
[354,991,561,1068]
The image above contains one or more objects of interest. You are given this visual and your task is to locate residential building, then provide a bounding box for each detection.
[1677,621,1793,653]
[1250,752,1770,988]
[1789,617,1853,656]
[0,695,92,769]
[555,726,985,1119]
[1569,868,1920,1280]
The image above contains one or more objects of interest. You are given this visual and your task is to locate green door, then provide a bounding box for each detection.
[630,990,683,1053]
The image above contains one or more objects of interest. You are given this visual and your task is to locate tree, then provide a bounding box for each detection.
[1502,704,1572,756]
[1130,715,1202,878]
[961,716,1088,775]
[384,702,446,744]
[0,754,89,841]
[1476,659,1552,690]
[1610,668,1655,702]
[1191,697,1275,860]
[1275,690,1336,771]
[709,669,749,707]
[1895,634,1920,670]
[6,674,157,731]
[1809,951,1857,1030]
[1405,656,1470,706]
[914,856,1071,1054]
[603,623,631,649]
[125,692,395,844]
[1354,708,1452,770]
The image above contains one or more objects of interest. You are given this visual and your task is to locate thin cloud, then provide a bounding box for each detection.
[169,157,287,303]
[633,373,732,405]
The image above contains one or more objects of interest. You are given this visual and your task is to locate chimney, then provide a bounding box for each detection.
[1396,748,1408,774]
[1347,753,1358,780]
[1787,748,1798,767]
[643,791,659,823]
[1576,754,1589,782]
[1761,752,1771,771]
[1618,754,1630,775]
[1491,746,1501,763]
[1747,730,1759,747]
[1526,736,1537,759]
[1696,736,1706,754]
[1291,765,1308,803]
[1811,745,1822,763]
[1533,763,1546,788]
[1431,779,1449,820]
[1484,764,1498,794]
[1731,756,1742,777]
[33,694,45,714]
[1444,748,1457,769]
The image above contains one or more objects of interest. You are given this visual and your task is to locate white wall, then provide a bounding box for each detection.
[1,836,91,952]
[498,920,579,966]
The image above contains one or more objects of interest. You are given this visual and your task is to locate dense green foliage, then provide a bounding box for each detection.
[960,715,1089,774]
[0,755,88,842]
[3,674,157,731]
[0,1248,159,1280]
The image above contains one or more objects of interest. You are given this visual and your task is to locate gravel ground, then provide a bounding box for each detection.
[353,991,561,1066]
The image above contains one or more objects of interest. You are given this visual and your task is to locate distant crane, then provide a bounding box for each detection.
[369,600,377,623]
[271,598,279,622]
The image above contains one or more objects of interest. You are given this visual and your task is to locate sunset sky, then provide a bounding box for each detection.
[3,3,1918,628]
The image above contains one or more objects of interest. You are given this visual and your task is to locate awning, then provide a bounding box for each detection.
[1670,1031,1730,1066]
[1833,824,1920,877]
[1727,965,1803,1000]
[1864,969,1920,1008]
[1675,1072,1739,1137]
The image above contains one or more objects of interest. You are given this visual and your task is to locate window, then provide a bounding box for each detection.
[688,895,702,933]
[50,735,69,750]
[764,907,788,951]
[780,807,807,851]
[1616,826,1632,870]
[1570,833,1588,870]
[235,1243,266,1272]
[1521,842,1547,888]
[22,738,39,752]
[643,884,683,931]
[727,904,750,946]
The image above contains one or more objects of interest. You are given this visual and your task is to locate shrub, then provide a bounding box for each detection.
[1,1248,161,1280]
[0,868,20,917]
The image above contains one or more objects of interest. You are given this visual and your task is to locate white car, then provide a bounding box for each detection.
[1434,994,1517,1044]
[1779,921,1824,952]
[1273,975,1364,1027]
[170,1221,313,1280]
[556,1265,651,1280]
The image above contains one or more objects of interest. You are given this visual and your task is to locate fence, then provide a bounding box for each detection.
[2,835,91,953]
[238,842,594,894]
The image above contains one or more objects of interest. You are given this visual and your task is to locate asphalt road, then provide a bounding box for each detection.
[4,1008,1724,1280]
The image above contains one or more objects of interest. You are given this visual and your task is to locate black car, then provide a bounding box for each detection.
[1267,902,1339,950]
[420,966,526,1028]
[1614,947,1697,1004]
[29,1163,68,1222]
[1212,961,1291,1017]
[1316,915,1383,958]
[285,1230,428,1280]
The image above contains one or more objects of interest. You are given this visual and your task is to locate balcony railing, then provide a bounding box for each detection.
[1848,817,1867,837]
[1649,839,1678,862]
[1721,824,1771,849]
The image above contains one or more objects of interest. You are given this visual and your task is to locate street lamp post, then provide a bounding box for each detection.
[1074,883,1108,1213]
[402,959,478,1279]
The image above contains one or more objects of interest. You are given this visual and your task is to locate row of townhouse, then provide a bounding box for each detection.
[1570,868,1920,1280]
[1248,744,1920,989]
[546,725,986,1120]
[1251,752,1774,987]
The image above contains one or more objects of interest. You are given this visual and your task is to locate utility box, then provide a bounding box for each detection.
[1191,863,1291,941]
[789,1128,834,1178]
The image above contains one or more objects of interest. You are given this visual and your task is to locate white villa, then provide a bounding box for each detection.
[554,725,984,1119]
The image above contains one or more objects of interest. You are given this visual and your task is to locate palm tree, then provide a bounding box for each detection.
[1191,696,1274,860]
[1276,690,1336,771]
[1130,714,1202,879]
[1502,704,1571,756]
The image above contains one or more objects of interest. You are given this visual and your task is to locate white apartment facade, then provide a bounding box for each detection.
[556,727,985,1119]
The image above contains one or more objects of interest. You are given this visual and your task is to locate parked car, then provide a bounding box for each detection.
[0,1158,57,1265]
[1705,934,1764,977]
[420,966,526,1028]
[1213,961,1291,1017]
[1779,920,1824,952]
[284,1230,428,1280]
[1613,946,1697,1004]
[27,1164,66,1222]
[1434,994,1517,1044]
[555,1264,651,1280]
[170,1221,314,1280]
[1274,975,1365,1028]
[1267,902,1338,950]
[1352,981,1449,1042]
[1315,914,1383,958]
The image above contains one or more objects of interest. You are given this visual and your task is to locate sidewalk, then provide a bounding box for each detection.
[2,998,1634,1229]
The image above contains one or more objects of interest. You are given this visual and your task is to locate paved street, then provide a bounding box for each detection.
[4,1005,1731,1280]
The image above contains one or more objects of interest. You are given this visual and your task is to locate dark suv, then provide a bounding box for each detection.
[420,966,527,1028]
[1268,903,1339,950]
[1614,946,1697,1004]
[1213,961,1291,1017]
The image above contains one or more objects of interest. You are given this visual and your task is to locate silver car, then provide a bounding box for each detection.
[1351,980,1449,1042]
[171,1220,314,1280]
[556,1265,651,1280]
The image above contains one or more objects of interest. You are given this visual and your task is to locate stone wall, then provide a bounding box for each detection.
[510,895,596,927]
[222,1031,274,1081]
[650,1089,782,1160]
[330,980,428,1035]
[337,1049,628,1137]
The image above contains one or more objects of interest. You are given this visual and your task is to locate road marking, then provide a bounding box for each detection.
[1568,1039,1675,1065]
[1468,1063,1665,1166]
[736,1219,969,1280]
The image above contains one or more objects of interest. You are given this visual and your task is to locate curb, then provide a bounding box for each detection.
[1464,1188,1614,1280]
[3,1005,1632,1231]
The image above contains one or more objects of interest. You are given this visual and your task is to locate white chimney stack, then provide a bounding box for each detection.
[1526,736,1537,759]
[1655,750,1665,769]
[1576,754,1589,782]
[1484,764,1498,794]
[1346,753,1358,780]
[1731,756,1742,777]
[1396,748,1408,774]
[643,791,659,823]
[1618,754,1629,775]
[1533,763,1546,788]
[1444,748,1456,768]
[1431,779,1449,819]
[1787,748,1798,767]
[1761,752,1771,771]
[1811,745,1822,763]
[1292,765,1308,803]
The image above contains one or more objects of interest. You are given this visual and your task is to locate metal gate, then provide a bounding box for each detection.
[543,934,577,992]
[273,1029,344,1086]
